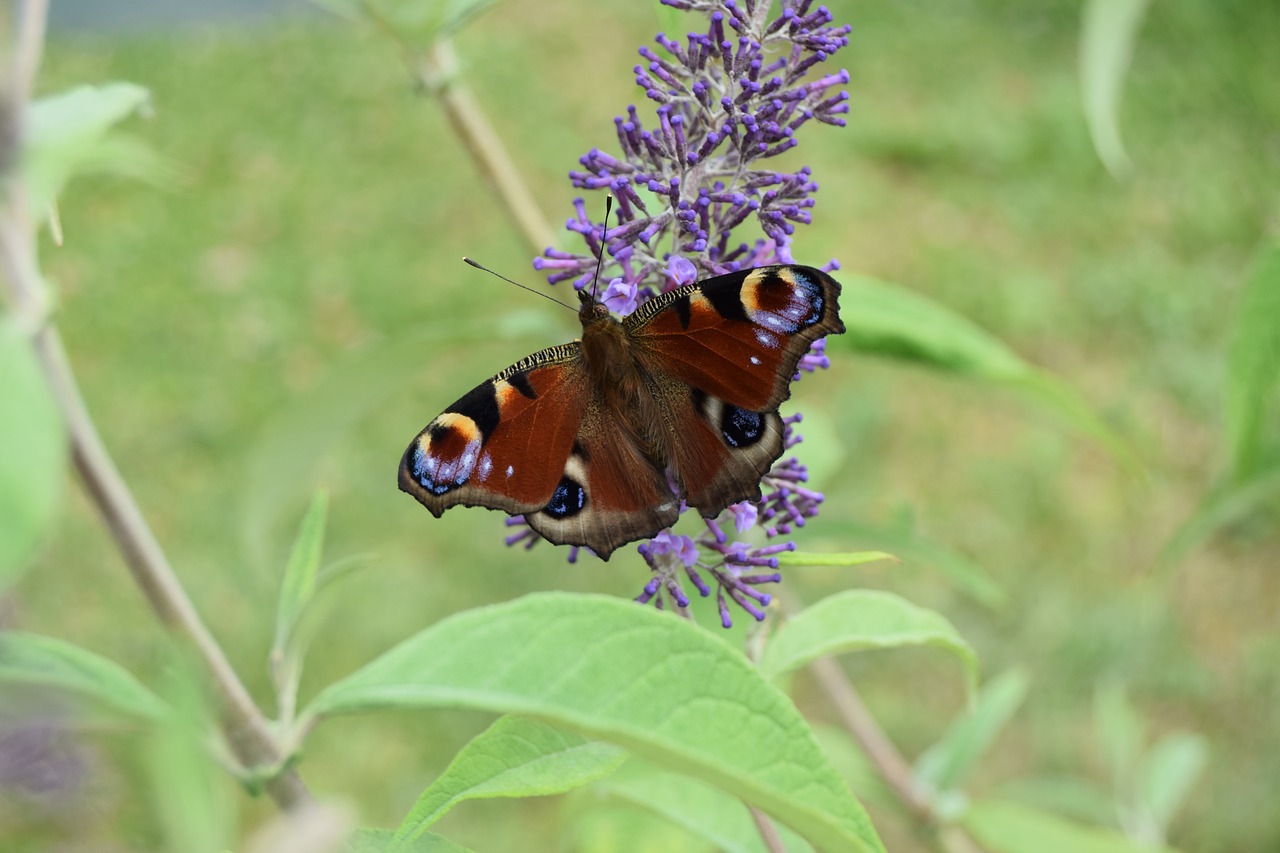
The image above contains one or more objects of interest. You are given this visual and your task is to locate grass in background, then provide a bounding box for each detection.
[9,0,1278,850]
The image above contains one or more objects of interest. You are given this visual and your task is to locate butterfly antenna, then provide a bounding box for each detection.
[589,194,613,302]
[462,257,577,312]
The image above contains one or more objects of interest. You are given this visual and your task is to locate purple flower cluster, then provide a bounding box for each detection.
[533,0,850,293]
[515,0,850,627]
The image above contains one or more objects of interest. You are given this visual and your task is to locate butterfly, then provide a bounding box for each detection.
[398,264,844,559]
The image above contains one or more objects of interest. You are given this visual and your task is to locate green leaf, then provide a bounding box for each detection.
[825,518,1006,608]
[306,593,884,853]
[347,828,472,853]
[987,775,1118,828]
[914,669,1029,794]
[1094,681,1144,799]
[810,726,893,810]
[391,716,626,848]
[146,662,236,853]
[0,320,66,587]
[963,799,1177,853]
[1159,461,1280,567]
[1225,243,1280,481]
[1138,732,1207,835]
[758,591,977,696]
[23,83,163,216]
[274,490,330,656]
[835,275,1136,473]
[593,760,813,853]
[1079,0,1151,177]
[837,274,1027,380]
[0,631,166,722]
[774,551,897,569]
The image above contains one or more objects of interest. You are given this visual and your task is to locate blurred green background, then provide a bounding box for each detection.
[7,0,1279,850]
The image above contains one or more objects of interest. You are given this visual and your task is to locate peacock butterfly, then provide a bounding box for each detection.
[398,264,844,559]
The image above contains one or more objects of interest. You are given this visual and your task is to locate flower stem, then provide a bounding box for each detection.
[417,40,558,256]
[806,657,987,853]
[360,0,556,256]
[2,0,311,813]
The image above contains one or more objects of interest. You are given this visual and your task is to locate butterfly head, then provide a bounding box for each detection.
[577,288,613,327]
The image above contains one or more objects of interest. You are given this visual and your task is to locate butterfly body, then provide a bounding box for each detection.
[399,264,844,559]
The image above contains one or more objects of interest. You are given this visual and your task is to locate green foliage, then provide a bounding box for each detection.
[773,550,895,568]
[758,590,977,695]
[307,593,884,853]
[1164,242,1280,563]
[348,828,473,853]
[144,663,236,853]
[308,0,499,46]
[1225,243,1280,479]
[0,631,167,722]
[1096,683,1208,844]
[963,799,1175,853]
[914,669,1029,799]
[1079,0,1151,177]
[23,83,167,219]
[836,274,1136,471]
[390,716,625,847]
[0,321,65,587]
[590,760,813,853]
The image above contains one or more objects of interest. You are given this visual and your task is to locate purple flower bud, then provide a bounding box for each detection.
[666,255,698,288]
[602,277,639,315]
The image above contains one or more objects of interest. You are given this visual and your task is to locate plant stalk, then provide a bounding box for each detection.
[2,0,311,814]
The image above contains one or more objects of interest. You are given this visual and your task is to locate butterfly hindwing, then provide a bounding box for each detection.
[398,344,588,518]
[629,264,842,518]
[523,401,680,559]
[661,386,786,517]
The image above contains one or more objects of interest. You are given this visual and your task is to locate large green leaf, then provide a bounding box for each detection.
[306,593,884,853]
[963,799,1177,853]
[347,829,472,853]
[758,590,977,696]
[1225,243,1280,481]
[0,320,66,587]
[391,716,625,849]
[593,760,813,853]
[0,631,166,722]
[1079,0,1151,177]
[835,275,1136,471]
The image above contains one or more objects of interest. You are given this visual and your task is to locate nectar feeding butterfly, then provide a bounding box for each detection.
[398,264,845,559]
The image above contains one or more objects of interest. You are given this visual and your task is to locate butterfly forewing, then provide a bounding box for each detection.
[398,344,588,517]
[627,265,844,413]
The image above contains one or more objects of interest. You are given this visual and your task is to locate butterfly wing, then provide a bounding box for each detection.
[398,343,589,519]
[627,265,844,516]
[520,398,680,559]
[399,341,678,560]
